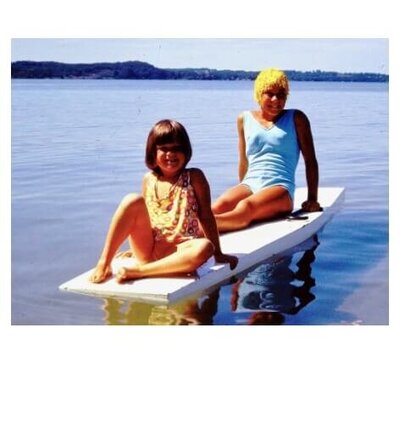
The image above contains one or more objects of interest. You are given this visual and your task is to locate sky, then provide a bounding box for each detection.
[11,38,388,74]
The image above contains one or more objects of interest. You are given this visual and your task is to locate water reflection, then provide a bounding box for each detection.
[101,235,319,325]
[101,289,221,325]
[231,235,319,325]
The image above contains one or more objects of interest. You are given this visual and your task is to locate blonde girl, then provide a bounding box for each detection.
[212,68,321,231]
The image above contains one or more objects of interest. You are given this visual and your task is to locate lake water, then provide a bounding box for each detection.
[11,79,389,325]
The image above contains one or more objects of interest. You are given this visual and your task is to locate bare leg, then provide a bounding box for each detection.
[214,186,293,232]
[116,238,214,283]
[90,193,154,283]
[212,184,253,214]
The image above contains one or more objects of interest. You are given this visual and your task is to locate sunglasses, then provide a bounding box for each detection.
[263,90,287,100]
[156,144,184,153]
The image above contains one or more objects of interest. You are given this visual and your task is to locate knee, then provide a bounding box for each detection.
[234,199,254,228]
[195,239,215,264]
[212,197,233,214]
[119,193,144,212]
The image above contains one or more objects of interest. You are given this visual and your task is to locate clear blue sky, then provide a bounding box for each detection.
[11,38,388,74]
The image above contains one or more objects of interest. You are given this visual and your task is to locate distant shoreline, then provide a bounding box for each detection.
[11,60,389,83]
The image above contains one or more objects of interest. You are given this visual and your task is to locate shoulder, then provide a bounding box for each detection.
[187,168,211,200]
[143,171,156,185]
[237,112,248,130]
[187,167,207,182]
[142,172,154,196]
[143,171,154,180]
[187,168,210,189]
[237,111,250,122]
[293,109,311,132]
[293,109,310,124]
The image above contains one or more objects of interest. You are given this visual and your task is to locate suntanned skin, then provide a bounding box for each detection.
[212,85,320,232]
[90,141,237,284]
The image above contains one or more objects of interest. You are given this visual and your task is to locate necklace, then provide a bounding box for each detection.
[154,173,182,209]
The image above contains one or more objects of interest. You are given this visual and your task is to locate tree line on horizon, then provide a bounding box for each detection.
[11,60,389,82]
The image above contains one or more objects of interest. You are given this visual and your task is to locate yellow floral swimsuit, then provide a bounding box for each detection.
[145,169,201,249]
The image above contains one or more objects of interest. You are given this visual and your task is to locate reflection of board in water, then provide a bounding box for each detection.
[231,235,319,325]
[59,187,344,304]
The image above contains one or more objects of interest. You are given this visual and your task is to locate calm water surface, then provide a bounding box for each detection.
[11,79,388,325]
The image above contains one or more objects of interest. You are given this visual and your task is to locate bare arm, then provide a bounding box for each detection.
[191,168,238,269]
[237,113,248,182]
[294,110,321,211]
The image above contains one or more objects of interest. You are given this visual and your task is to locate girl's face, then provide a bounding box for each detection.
[155,142,186,177]
[259,85,287,118]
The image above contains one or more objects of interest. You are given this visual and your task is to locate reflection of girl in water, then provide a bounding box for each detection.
[102,288,220,325]
[231,237,319,325]
[102,237,319,325]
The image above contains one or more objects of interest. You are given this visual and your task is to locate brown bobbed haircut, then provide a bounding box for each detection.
[145,119,192,175]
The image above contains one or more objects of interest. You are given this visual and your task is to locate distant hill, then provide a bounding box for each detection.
[11,60,389,82]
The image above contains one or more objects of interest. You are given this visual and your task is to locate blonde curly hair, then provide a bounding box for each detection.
[253,68,289,104]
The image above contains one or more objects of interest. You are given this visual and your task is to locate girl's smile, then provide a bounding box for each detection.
[156,143,186,176]
[260,88,287,119]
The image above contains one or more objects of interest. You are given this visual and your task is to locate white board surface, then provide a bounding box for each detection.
[59,187,344,304]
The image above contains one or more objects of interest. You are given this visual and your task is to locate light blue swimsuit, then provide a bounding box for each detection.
[241,109,300,200]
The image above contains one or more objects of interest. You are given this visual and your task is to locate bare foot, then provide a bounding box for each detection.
[115,266,142,283]
[89,263,112,283]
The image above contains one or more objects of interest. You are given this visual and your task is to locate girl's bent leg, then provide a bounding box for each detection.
[214,186,293,232]
[212,184,253,214]
[90,193,154,283]
[116,238,214,283]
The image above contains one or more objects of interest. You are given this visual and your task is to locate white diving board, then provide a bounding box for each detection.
[59,187,345,305]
